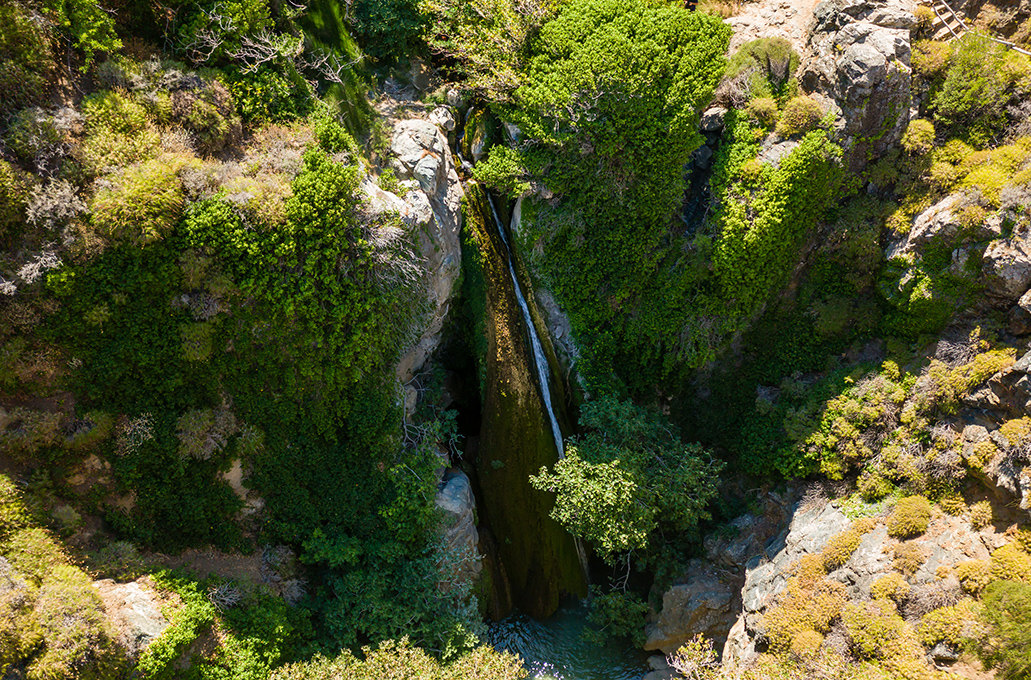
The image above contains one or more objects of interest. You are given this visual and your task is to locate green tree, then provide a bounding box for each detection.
[531,397,722,562]
[932,32,1025,145]
[349,0,425,61]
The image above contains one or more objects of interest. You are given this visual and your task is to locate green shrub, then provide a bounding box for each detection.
[745,96,778,127]
[933,32,1025,145]
[979,580,1031,679]
[584,587,648,646]
[775,96,823,137]
[764,576,846,652]
[901,119,935,155]
[472,146,530,199]
[348,0,425,62]
[44,0,122,67]
[79,92,161,173]
[887,496,931,538]
[913,6,935,36]
[0,3,55,115]
[270,638,527,680]
[224,67,311,126]
[312,114,358,155]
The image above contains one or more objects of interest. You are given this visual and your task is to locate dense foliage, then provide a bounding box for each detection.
[531,397,722,564]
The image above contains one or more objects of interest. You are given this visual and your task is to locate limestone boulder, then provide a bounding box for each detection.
[368,117,463,385]
[93,578,168,658]
[887,194,963,260]
[644,560,737,654]
[435,472,482,586]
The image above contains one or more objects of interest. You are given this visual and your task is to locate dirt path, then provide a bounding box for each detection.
[725,0,825,53]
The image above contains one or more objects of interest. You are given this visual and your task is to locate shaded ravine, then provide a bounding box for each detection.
[464,183,587,618]
[486,194,565,459]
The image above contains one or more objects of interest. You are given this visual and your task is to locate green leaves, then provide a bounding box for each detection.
[531,450,654,555]
[530,396,722,562]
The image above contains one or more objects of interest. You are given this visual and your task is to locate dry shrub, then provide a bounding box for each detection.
[893,542,927,576]
[176,407,238,460]
[904,578,962,620]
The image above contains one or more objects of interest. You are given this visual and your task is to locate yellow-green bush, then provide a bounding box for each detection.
[887,496,931,538]
[3,528,68,585]
[789,628,823,661]
[911,40,950,80]
[969,501,993,529]
[90,154,190,245]
[871,573,910,603]
[775,96,823,137]
[991,543,1031,583]
[918,598,981,646]
[822,518,877,570]
[901,119,935,155]
[0,475,29,542]
[763,575,847,652]
[82,90,150,136]
[0,3,54,116]
[955,559,992,593]
[842,599,919,660]
[745,97,778,128]
[28,564,125,680]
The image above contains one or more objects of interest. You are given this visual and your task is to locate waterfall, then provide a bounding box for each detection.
[484,192,591,584]
[485,194,566,460]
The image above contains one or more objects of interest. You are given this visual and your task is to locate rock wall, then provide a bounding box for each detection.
[800,0,916,172]
[362,116,464,389]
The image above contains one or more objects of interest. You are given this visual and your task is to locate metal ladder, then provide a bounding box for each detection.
[922,0,1031,55]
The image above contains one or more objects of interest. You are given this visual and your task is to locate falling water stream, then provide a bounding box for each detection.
[485,194,565,458]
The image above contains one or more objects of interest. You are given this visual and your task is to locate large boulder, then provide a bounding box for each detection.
[644,561,738,654]
[886,194,964,260]
[800,0,915,171]
[982,238,1031,302]
[435,471,482,587]
[93,578,168,659]
[368,117,463,385]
